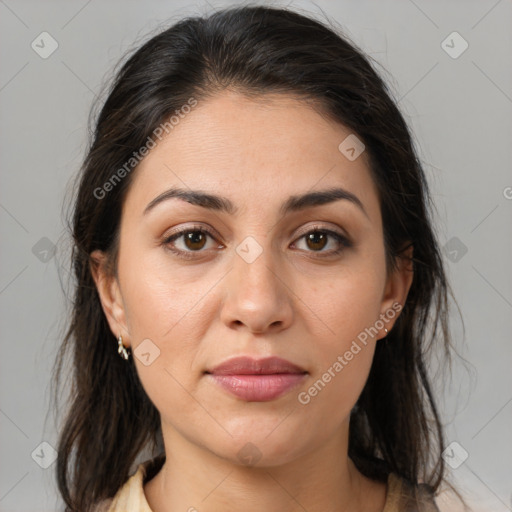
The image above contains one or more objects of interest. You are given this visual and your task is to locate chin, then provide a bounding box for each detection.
[208,425,309,469]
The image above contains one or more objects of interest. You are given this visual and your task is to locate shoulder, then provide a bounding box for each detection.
[93,456,164,512]
[384,472,440,512]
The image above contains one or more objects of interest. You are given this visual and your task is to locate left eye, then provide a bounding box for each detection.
[292,229,351,255]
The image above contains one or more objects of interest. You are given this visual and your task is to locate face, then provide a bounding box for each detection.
[92,90,412,468]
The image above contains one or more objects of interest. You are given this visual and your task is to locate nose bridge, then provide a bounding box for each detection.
[236,236,279,295]
[220,234,293,332]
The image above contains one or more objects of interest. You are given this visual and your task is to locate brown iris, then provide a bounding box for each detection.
[305,231,328,251]
[184,231,208,250]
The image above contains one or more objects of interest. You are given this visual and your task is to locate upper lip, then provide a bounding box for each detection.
[206,356,307,375]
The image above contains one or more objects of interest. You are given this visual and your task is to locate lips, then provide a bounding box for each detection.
[207,356,307,376]
[205,356,307,402]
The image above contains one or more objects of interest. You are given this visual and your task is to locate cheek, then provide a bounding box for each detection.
[119,247,212,340]
[118,248,224,396]
[295,259,386,350]
[291,257,385,414]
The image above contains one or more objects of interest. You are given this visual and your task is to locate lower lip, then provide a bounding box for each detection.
[207,373,307,401]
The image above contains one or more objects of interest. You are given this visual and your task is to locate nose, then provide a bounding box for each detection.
[219,240,294,334]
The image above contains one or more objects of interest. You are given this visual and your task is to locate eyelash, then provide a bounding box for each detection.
[163,224,352,260]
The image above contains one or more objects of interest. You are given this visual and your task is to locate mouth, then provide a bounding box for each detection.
[204,356,308,402]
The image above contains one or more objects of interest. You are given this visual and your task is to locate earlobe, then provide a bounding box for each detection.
[89,250,130,346]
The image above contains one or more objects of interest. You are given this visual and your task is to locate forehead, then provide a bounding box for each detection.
[123,90,381,222]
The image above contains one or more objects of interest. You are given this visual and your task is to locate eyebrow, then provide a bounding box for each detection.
[143,186,368,219]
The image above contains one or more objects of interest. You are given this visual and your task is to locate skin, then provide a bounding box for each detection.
[91,90,413,512]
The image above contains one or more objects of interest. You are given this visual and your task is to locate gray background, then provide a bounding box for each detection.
[0,0,511,510]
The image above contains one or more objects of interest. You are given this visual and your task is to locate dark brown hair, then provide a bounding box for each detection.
[52,4,465,511]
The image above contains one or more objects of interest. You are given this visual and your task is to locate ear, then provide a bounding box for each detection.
[378,243,414,339]
[89,250,131,347]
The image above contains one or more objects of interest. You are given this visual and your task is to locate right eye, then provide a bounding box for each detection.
[163,225,223,259]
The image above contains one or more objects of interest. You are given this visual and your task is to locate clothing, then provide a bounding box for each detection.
[96,457,440,512]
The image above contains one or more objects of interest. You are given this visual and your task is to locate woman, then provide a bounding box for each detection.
[52,5,465,511]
